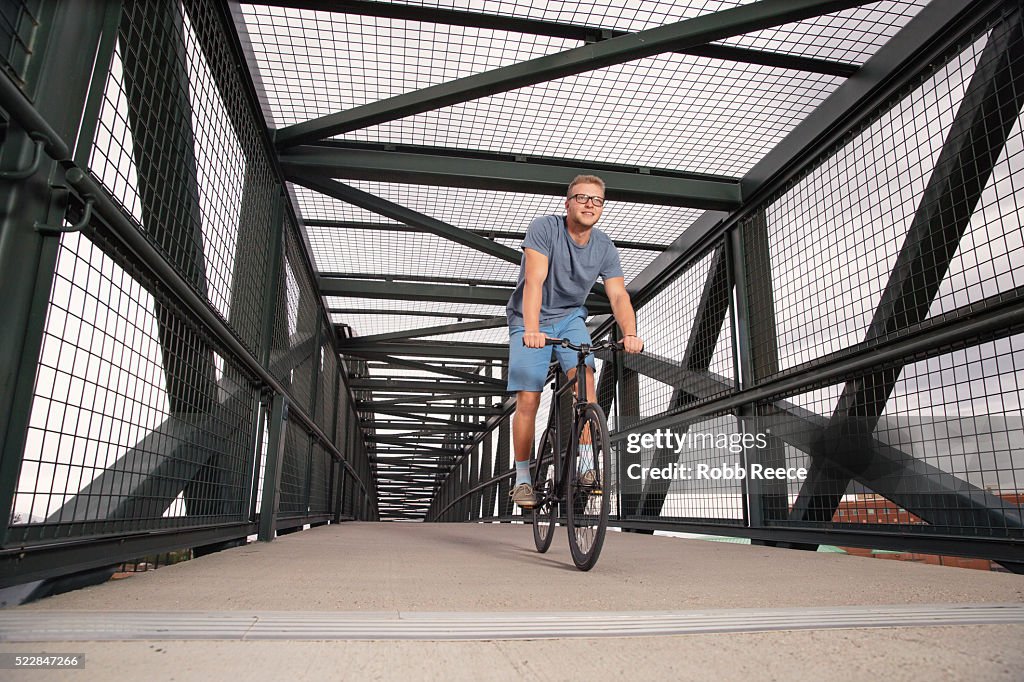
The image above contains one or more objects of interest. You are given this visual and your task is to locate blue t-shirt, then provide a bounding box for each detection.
[506,215,624,327]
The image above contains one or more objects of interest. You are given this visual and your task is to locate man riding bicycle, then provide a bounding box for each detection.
[506,174,644,509]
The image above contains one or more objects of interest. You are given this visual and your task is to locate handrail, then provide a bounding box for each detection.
[0,71,71,161]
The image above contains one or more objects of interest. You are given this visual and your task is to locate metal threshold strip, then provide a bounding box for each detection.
[1,604,1022,641]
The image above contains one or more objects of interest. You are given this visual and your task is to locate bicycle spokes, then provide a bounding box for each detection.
[532,431,557,554]
[567,404,611,571]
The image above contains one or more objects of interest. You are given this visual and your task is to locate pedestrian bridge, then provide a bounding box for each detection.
[1,0,1023,679]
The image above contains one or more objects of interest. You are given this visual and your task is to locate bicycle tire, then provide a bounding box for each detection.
[532,429,557,553]
[566,403,611,571]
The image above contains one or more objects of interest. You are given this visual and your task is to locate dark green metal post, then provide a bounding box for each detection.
[258,393,288,541]
[617,351,641,524]
[732,212,789,532]
[0,0,115,545]
[496,372,512,519]
[480,363,496,518]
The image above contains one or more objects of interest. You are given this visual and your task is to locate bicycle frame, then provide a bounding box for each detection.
[533,340,602,508]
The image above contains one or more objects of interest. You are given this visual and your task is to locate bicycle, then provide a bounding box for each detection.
[529,337,628,571]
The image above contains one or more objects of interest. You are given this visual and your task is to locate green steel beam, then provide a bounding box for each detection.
[356,354,505,386]
[330,307,496,321]
[250,0,858,77]
[350,380,506,394]
[369,436,475,446]
[377,493,437,497]
[730,213,787,528]
[357,391,504,406]
[341,339,508,360]
[307,220,669,252]
[375,481,447,485]
[274,0,873,145]
[370,440,466,450]
[322,277,513,305]
[281,144,741,210]
[373,452,462,459]
[364,413,481,427]
[289,172,521,263]
[362,405,503,416]
[369,422,488,433]
[680,43,856,77]
[362,358,489,368]
[345,317,506,344]
[376,481,439,485]
[320,270,514,287]
[375,470,442,475]
[322,277,611,313]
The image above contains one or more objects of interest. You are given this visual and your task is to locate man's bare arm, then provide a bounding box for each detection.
[604,277,643,353]
[522,248,549,348]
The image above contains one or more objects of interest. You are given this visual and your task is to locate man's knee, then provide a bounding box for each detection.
[566,366,594,389]
[515,391,541,417]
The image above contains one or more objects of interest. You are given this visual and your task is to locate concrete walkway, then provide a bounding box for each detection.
[1,522,1022,680]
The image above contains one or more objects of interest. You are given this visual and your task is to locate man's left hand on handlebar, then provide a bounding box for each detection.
[522,330,548,348]
[621,335,644,354]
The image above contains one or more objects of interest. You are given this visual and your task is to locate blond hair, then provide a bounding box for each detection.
[567,174,605,197]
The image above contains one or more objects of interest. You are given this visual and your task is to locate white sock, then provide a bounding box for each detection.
[515,459,531,486]
[577,444,594,472]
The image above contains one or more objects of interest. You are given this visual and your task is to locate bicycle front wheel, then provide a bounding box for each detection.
[532,429,557,553]
[566,403,611,571]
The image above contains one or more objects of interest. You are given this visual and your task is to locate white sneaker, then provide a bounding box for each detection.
[510,483,537,509]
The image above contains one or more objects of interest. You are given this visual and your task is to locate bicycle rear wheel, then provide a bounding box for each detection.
[532,429,557,553]
[566,403,611,571]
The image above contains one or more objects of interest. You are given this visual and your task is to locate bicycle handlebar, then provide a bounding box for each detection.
[538,336,641,353]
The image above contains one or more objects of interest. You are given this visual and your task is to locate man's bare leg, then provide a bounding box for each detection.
[512,366,593,458]
[510,390,542,507]
[567,366,599,484]
[513,390,541,463]
[565,366,597,404]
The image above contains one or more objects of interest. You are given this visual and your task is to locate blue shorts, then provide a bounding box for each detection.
[507,306,595,392]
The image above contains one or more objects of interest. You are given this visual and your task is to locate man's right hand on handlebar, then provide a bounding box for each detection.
[621,335,644,354]
[523,330,548,348]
